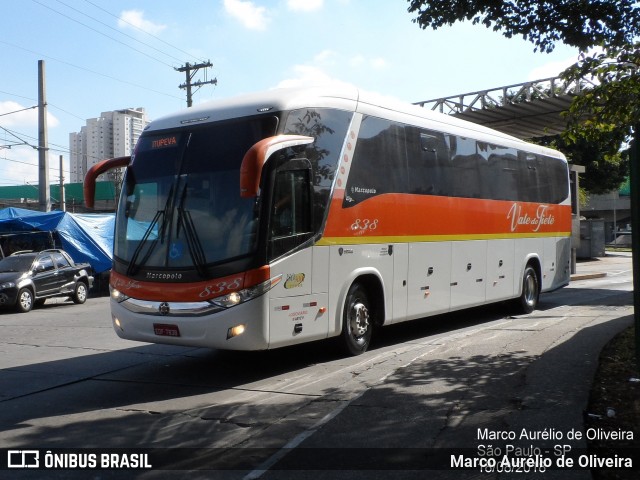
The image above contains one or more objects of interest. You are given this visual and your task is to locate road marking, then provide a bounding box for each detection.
[243,393,361,480]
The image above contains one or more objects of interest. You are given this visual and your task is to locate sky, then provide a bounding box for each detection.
[0,0,581,188]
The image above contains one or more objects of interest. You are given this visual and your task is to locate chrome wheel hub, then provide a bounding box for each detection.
[524,274,536,306]
[350,302,369,338]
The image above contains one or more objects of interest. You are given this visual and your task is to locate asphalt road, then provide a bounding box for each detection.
[0,254,634,479]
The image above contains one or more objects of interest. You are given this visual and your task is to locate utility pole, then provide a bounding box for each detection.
[38,60,50,212]
[631,124,640,369]
[59,155,66,212]
[175,61,217,107]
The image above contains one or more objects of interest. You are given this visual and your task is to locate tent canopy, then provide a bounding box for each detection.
[0,207,114,273]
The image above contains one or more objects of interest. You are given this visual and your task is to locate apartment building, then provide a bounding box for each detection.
[69,108,148,183]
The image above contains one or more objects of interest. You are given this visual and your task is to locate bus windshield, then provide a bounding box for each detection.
[114,116,278,276]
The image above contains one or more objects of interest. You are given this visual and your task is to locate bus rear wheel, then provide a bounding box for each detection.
[341,283,373,356]
[517,265,539,314]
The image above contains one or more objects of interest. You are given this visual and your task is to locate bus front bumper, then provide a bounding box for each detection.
[110,296,270,350]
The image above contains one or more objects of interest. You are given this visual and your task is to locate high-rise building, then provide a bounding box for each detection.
[69,108,149,183]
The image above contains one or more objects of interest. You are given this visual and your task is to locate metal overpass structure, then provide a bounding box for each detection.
[414,75,597,140]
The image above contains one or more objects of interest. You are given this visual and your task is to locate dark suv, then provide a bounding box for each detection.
[0,249,94,313]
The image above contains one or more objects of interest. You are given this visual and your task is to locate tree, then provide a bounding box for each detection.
[537,134,629,194]
[563,44,640,143]
[407,0,640,53]
[407,0,640,189]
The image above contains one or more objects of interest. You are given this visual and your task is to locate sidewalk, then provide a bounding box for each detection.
[571,251,632,281]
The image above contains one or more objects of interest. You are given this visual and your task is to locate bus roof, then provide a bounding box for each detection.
[147,86,564,159]
[148,86,359,132]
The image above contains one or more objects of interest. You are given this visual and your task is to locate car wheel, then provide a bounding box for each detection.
[72,282,88,304]
[341,283,373,356]
[16,288,34,313]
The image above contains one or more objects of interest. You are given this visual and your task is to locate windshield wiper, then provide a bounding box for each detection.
[126,183,175,276]
[126,209,163,276]
[176,183,207,278]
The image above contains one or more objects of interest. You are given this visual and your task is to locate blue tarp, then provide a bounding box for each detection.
[0,207,114,273]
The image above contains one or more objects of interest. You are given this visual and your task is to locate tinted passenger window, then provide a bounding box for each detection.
[450,136,489,199]
[479,142,519,201]
[341,116,567,206]
[269,166,313,260]
[406,128,452,196]
[271,169,312,238]
[343,116,408,207]
[283,109,352,231]
[541,155,569,204]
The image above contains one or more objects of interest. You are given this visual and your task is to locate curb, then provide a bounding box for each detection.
[570,272,607,281]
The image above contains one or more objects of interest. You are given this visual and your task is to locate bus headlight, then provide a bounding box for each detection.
[110,287,130,303]
[227,324,246,339]
[212,274,282,309]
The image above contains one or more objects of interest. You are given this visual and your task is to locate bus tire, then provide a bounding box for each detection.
[341,283,373,356]
[517,265,539,314]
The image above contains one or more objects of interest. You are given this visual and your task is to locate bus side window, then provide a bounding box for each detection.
[344,116,408,206]
[519,152,542,202]
[407,129,451,196]
[480,143,519,201]
[450,136,487,199]
[269,160,314,260]
[544,156,569,204]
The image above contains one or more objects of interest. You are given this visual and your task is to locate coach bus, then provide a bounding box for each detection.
[85,87,571,355]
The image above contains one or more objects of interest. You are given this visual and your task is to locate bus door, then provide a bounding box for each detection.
[267,158,329,348]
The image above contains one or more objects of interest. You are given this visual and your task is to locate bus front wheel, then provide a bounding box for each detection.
[517,265,539,314]
[341,283,373,356]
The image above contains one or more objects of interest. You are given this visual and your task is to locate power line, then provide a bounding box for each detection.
[0,89,95,123]
[0,90,36,103]
[0,127,73,161]
[0,139,27,150]
[0,126,72,165]
[82,0,207,64]
[0,40,183,101]
[53,0,186,66]
[0,155,38,168]
[0,125,37,150]
[32,0,175,69]
[47,103,88,122]
[0,153,72,176]
[0,105,38,118]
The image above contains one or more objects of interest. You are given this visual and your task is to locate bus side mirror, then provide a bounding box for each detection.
[240,135,313,198]
[84,156,131,209]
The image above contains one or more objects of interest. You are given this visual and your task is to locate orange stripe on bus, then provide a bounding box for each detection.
[110,265,271,302]
[323,194,571,239]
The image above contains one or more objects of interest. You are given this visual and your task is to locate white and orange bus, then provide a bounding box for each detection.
[85,87,571,355]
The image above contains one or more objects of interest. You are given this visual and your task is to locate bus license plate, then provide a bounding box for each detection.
[154,324,180,337]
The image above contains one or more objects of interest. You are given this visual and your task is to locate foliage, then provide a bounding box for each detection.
[562,43,640,143]
[537,135,629,194]
[407,0,640,193]
[407,0,640,53]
